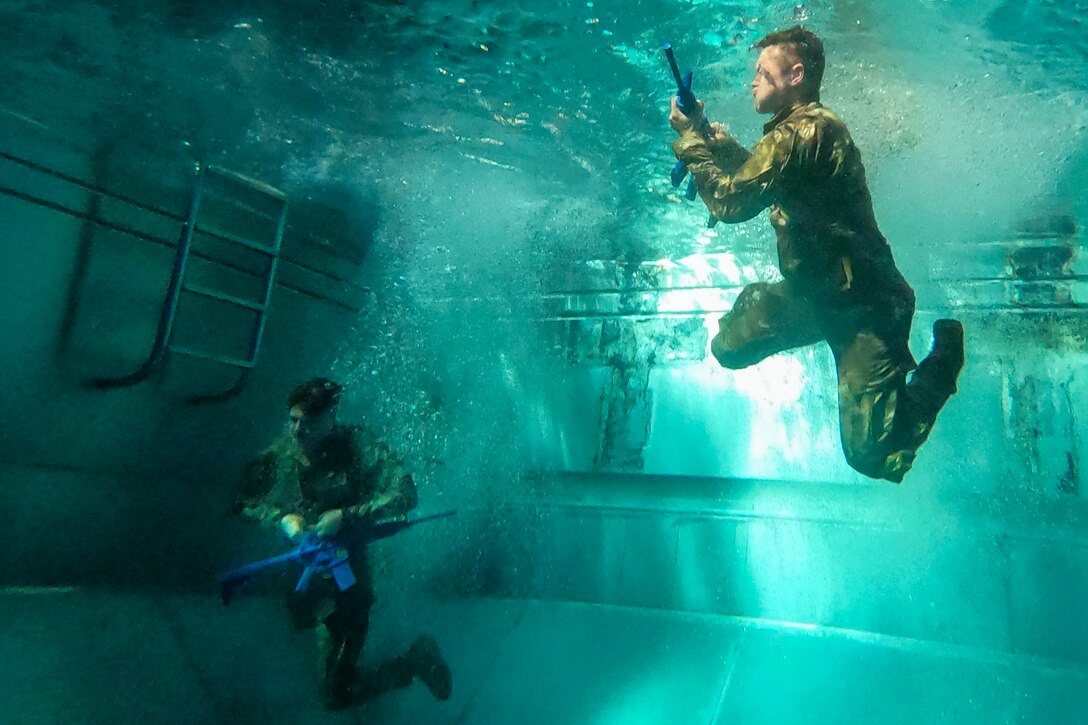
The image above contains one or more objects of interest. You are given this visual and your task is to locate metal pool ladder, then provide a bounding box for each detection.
[92,163,287,402]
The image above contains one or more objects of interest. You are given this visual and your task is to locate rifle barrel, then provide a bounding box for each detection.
[408,510,458,526]
[663,44,686,89]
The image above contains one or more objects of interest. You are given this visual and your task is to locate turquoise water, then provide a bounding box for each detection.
[1,1,1087,723]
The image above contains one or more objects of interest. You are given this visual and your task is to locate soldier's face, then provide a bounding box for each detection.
[751,46,800,114]
[289,404,336,449]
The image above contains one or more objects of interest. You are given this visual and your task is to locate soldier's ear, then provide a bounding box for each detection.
[789,61,806,88]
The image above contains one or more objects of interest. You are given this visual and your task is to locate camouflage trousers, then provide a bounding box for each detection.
[710,280,959,482]
[287,578,414,709]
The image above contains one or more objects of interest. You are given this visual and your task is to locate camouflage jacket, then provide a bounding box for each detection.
[674,101,914,312]
[236,424,418,534]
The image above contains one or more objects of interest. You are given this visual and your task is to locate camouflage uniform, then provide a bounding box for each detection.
[674,101,961,482]
[236,425,438,708]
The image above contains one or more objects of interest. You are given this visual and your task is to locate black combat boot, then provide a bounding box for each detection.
[405,635,452,701]
[928,319,965,393]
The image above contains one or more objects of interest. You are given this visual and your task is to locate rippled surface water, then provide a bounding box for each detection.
[4,2,1085,257]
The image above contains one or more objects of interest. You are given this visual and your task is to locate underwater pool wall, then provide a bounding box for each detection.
[446,217,1088,668]
[534,226,1088,488]
[1,99,1085,700]
[0,110,371,588]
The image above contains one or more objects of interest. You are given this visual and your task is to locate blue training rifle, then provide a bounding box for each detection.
[664,42,702,201]
[664,43,720,229]
[218,509,457,605]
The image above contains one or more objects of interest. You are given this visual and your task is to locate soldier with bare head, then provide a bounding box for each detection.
[668,27,964,482]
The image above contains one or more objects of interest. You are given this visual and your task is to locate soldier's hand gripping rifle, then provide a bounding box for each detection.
[218,510,457,605]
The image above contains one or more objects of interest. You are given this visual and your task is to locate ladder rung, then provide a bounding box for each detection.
[182,283,266,312]
[170,346,255,369]
[194,225,278,256]
[206,166,288,201]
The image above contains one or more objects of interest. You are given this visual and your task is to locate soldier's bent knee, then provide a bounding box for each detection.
[711,335,755,370]
[843,446,914,483]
